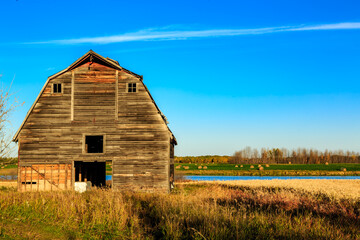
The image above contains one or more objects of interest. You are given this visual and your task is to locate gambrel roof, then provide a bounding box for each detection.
[13,50,177,144]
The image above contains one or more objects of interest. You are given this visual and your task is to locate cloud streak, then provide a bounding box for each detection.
[29,22,360,45]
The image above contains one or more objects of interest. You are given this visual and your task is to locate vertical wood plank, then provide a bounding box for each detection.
[17,142,20,192]
[30,166,33,191]
[166,139,170,193]
[115,70,118,120]
[50,165,53,191]
[37,165,39,192]
[71,161,75,189]
[71,70,74,121]
[24,166,27,192]
[65,163,68,190]
[44,165,46,191]
[58,163,60,189]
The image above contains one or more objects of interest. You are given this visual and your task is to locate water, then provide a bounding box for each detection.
[0,175,17,180]
[185,176,360,181]
[4,175,359,182]
[105,175,360,181]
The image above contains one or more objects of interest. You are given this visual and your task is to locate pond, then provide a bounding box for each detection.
[184,176,360,181]
[0,175,17,180]
[4,175,360,182]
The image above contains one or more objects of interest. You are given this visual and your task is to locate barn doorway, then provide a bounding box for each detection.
[74,161,106,187]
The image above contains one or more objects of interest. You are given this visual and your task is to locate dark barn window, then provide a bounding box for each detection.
[53,83,62,93]
[85,136,103,153]
[127,83,136,92]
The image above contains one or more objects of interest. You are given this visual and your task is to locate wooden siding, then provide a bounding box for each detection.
[19,164,72,191]
[18,58,172,192]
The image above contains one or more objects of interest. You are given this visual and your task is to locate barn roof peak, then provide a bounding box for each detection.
[12,50,176,144]
[47,50,136,80]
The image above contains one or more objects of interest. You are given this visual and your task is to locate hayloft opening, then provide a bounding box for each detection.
[127,83,137,92]
[53,83,62,93]
[74,161,106,188]
[85,136,103,153]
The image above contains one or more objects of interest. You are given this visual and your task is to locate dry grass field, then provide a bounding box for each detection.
[0,181,17,188]
[199,179,360,201]
[0,179,359,239]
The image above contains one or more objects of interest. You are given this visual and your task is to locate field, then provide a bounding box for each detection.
[2,163,360,178]
[0,180,359,239]
[175,163,360,176]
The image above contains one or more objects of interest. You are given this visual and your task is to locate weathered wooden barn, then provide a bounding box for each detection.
[13,50,176,192]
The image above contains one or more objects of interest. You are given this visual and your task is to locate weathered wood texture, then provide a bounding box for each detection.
[170,143,174,189]
[17,54,174,193]
[19,164,72,191]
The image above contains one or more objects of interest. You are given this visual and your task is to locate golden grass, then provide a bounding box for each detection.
[0,181,17,188]
[198,179,360,200]
[180,169,360,176]
[0,181,359,239]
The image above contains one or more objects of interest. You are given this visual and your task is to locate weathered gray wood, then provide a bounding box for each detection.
[16,51,176,193]
[71,70,74,121]
[115,70,119,120]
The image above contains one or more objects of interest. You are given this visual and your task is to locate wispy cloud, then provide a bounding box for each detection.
[28,22,360,45]
[46,67,56,71]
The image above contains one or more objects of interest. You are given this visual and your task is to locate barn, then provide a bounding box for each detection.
[13,50,177,192]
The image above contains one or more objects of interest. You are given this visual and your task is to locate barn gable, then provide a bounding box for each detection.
[14,50,176,193]
[13,50,176,144]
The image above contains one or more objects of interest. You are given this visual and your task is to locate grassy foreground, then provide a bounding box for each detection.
[0,180,359,239]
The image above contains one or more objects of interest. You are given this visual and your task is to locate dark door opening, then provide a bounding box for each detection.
[75,161,106,187]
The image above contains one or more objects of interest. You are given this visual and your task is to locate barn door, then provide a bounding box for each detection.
[19,164,72,191]
[74,161,106,187]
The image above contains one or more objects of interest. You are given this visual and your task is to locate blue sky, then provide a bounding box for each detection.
[1,0,360,156]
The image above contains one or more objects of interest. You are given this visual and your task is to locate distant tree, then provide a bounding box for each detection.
[229,147,359,165]
[274,148,282,163]
[261,148,267,163]
[232,151,243,164]
[252,149,259,163]
[291,150,297,162]
[0,76,23,159]
[243,146,252,160]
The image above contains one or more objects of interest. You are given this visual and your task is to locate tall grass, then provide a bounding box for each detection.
[0,182,359,239]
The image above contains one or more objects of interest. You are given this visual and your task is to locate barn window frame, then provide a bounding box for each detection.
[82,134,106,155]
[52,83,62,94]
[126,82,137,93]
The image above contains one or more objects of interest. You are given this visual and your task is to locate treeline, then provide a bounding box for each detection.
[175,155,231,164]
[231,147,360,164]
[175,147,360,164]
